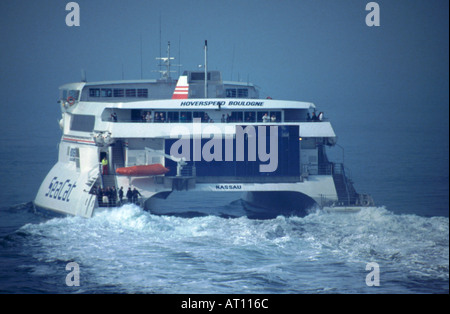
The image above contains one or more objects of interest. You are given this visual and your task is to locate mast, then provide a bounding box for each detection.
[155,41,180,80]
[204,40,208,98]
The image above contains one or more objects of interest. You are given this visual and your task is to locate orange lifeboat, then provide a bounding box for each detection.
[115,164,169,176]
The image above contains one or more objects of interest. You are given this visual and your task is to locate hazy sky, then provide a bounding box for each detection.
[0,0,448,148]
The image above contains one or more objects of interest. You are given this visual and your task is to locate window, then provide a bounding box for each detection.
[237,89,248,98]
[269,111,281,122]
[226,89,237,98]
[230,111,243,122]
[89,88,100,97]
[226,88,248,98]
[180,112,192,123]
[68,90,80,100]
[137,89,148,98]
[257,112,270,122]
[126,89,136,97]
[191,72,210,81]
[168,112,179,122]
[154,111,166,123]
[71,114,95,132]
[114,89,124,97]
[69,148,80,168]
[244,111,256,122]
[101,89,112,97]
[191,112,212,122]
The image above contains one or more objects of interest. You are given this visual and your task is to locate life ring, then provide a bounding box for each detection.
[67,96,75,106]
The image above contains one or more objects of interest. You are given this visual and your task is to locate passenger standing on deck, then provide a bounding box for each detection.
[97,187,103,206]
[132,188,142,204]
[102,188,109,207]
[145,111,152,122]
[110,186,117,206]
[318,112,324,121]
[119,187,124,204]
[126,187,133,203]
[101,156,108,175]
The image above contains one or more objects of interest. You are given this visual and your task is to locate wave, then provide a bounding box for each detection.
[10,204,450,293]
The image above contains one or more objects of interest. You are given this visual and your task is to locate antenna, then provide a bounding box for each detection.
[204,40,208,98]
[155,41,181,80]
[159,13,162,71]
[230,44,235,81]
[178,34,181,78]
[81,69,87,82]
[140,34,143,79]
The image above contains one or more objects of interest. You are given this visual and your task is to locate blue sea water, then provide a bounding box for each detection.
[0,101,448,295]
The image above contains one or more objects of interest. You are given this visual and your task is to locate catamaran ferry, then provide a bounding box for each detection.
[34,43,373,218]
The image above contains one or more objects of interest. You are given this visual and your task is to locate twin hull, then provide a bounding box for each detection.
[34,140,340,218]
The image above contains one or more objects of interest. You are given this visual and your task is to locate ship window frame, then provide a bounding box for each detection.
[269,111,282,122]
[89,88,100,97]
[154,111,166,123]
[70,114,95,132]
[168,112,179,122]
[180,111,192,123]
[137,89,148,98]
[101,88,112,97]
[113,88,124,97]
[230,111,243,122]
[237,88,248,98]
[244,111,256,122]
[226,89,237,98]
[126,89,136,97]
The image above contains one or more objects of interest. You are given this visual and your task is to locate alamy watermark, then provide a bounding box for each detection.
[65,2,80,27]
[66,2,379,28]
[365,262,380,286]
[366,2,380,27]
[169,118,279,173]
[65,262,80,286]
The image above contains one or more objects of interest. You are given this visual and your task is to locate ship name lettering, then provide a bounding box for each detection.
[45,177,77,202]
[215,184,242,190]
[180,101,225,107]
[227,101,263,106]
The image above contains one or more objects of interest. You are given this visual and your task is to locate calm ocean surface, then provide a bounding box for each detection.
[0,102,448,295]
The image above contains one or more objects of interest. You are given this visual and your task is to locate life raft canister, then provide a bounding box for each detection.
[116,164,170,176]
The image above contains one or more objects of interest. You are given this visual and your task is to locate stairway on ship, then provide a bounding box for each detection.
[332,165,358,206]
[101,140,125,189]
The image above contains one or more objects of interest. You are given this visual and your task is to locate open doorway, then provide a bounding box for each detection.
[100,151,108,175]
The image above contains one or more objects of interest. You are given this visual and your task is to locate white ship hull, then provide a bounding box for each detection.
[34,161,97,218]
[34,57,373,218]
[35,155,343,219]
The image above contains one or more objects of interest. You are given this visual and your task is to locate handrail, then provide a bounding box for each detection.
[103,117,329,124]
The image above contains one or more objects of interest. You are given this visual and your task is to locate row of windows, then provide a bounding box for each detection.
[120,110,282,123]
[226,88,248,98]
[87,87,248,99]
[89,88,148,98]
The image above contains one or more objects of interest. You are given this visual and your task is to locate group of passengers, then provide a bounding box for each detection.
[220,112,278,123]
[110,110,324,123]
[307,111,324,122]
[141,111,166,123]
[91,185,142,207]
